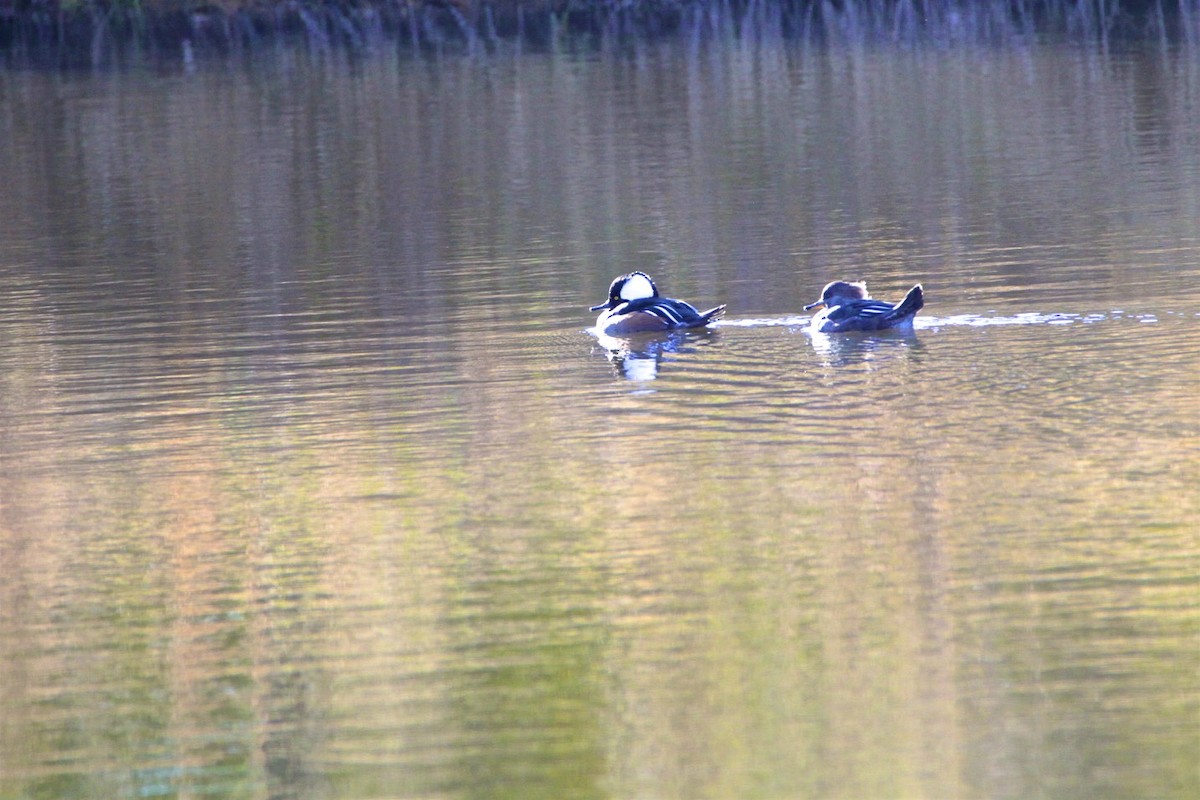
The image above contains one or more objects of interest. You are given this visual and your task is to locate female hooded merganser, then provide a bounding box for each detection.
[590,272,726,336]
[804,280,924,333]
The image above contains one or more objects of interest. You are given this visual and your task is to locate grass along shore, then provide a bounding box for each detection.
[1,0,1197,65]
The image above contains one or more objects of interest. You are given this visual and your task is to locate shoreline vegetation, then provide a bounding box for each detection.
[1,0,1197,66]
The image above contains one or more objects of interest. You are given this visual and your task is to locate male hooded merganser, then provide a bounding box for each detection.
[804,280,924,333]
[590,272,726,336]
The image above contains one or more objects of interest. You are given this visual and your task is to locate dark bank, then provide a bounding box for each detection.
[2,0,1198,67]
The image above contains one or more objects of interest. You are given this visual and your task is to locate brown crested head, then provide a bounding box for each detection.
[804,280,869,310]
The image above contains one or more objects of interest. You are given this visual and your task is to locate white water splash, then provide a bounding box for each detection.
[708,311,1162,330]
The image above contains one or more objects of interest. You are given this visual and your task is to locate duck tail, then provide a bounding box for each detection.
[890,284,924,318]
[697,304,727,325]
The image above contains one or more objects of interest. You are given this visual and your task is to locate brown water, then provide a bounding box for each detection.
[1,39,1198,800]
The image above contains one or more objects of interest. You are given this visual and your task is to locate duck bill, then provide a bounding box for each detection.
[589,301,613,312]
[803,300,825,311]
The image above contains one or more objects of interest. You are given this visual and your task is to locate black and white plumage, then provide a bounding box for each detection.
[590,272,726,336]
[804,280,924,333]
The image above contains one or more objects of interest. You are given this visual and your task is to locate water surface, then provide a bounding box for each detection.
[1,38,1198,800]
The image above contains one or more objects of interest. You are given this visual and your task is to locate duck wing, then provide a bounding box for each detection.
[621,297,724,328]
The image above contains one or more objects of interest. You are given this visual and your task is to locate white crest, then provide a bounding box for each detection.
[619,273,657,302]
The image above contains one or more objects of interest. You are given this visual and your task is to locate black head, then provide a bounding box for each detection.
[590,271,660,311]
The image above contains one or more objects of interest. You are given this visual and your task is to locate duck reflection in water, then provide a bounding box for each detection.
[588,271,725,380]
[591,329,720,381]
[808,325,922,367]
[802,279,925,366]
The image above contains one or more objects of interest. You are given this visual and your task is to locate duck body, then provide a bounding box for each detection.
[804,280,924,333]
[591,272,726,336]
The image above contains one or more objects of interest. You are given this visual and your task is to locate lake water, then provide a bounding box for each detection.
[1,35,1198,800]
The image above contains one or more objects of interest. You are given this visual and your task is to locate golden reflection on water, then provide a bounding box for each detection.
[2,36,1199,800]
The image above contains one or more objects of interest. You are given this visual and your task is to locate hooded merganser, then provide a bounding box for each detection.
[804,280,924,333]
[590,272,726,336]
